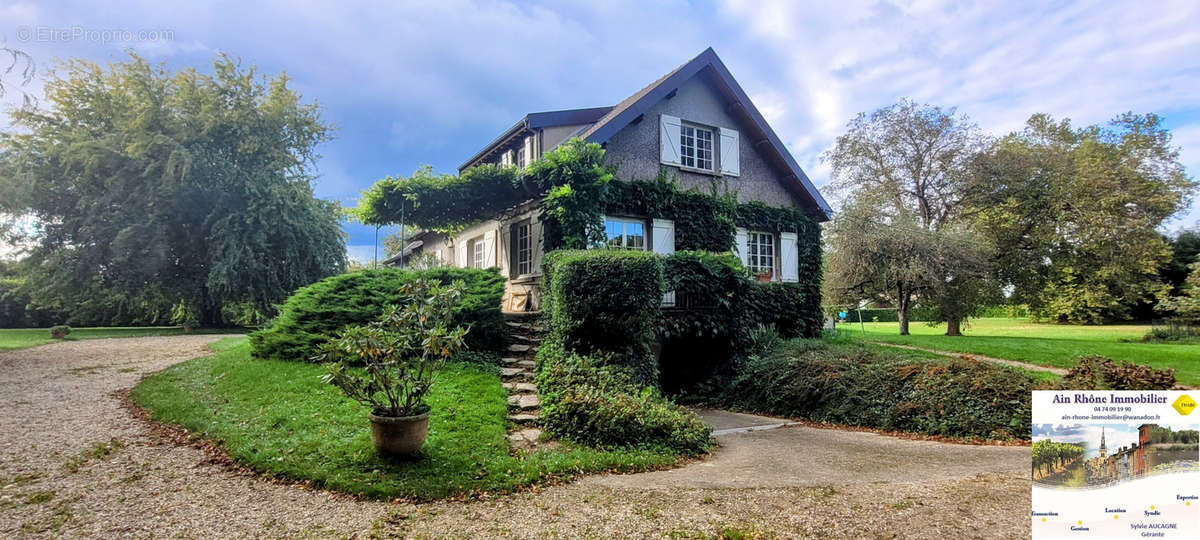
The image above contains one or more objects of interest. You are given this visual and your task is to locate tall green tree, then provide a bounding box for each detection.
[0,54,345,326]
[824,100,993,334]
[1161,230,1200,296]
[966,113,1194,323]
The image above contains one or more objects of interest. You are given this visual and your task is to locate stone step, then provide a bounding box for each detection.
[507,393,540,410]
[507,343,533,353]
[515,359,536,369]
[499,367,525,378]
[504,381,538,392]
[506,427,542,444]
[512,334,541,343]
[508,412,539,424]
[501,357,521,366]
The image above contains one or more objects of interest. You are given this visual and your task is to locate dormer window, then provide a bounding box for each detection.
[680,124,714,170]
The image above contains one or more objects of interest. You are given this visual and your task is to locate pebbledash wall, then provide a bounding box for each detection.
[601,74,801,207]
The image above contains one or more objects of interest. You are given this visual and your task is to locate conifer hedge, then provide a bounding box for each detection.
[249,268,505,362]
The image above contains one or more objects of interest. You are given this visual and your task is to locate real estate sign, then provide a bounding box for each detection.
[1032,391,1199,539]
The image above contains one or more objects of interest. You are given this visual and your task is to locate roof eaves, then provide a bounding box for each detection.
[458,116,530,172]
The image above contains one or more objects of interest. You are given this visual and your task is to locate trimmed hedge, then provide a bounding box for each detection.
[543,249,663,385]
[535,341,711,454]
[749,282,823,339]
[718,339,1032,440]
[249,268,506,362]
[538,250,712,454]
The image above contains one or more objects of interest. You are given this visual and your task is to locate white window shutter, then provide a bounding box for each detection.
[524,136,535,167]
[530,216,544,274]
[457,240,468,269]
[735,227,749,267]
[720,128,740,176]
[660,114,682,166]
[653,219,676,306]
[500,150,512,167]
[780,232,799,282]
[482,229,496,268]
[651,219,675,255]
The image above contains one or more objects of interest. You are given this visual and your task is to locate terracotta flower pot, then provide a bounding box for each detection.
[368,411,430,456]
[755,271,773,283]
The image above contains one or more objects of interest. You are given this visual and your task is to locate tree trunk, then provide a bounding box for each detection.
[945,318,962,336]
[898,299,910,335]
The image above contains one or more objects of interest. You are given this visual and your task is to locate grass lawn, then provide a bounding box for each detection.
[0,326,237,351]
[842,318,1199,386]
[130,338,686,501]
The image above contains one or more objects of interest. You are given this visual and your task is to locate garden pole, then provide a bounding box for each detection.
[858,307,866,336]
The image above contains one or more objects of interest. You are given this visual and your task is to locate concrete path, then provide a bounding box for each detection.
[583,408,1030,489]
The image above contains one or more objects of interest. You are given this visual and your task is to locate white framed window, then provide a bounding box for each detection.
[516,145,526,168]
[680,124,714,171]
[471,238,485,269]
[515,222,532,275]
[604,217,646,250]
[747,231,774,276]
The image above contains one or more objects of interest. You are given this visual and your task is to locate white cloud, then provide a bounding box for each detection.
[718,0,1200,219]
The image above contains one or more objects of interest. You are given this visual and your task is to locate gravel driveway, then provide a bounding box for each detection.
[0,336,1033,538]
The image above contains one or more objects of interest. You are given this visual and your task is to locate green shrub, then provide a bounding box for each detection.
[748,282,822,338]
[250,268,505,362]
[543,249,662,385]
[1062,355,1176,390]
[535,340,712,454]
[49,325,71,339]
[718,339,1032,440]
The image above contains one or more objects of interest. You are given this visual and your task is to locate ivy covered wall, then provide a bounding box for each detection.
[356,139,825,346]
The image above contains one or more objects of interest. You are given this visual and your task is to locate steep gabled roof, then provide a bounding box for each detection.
[580,48,832,221]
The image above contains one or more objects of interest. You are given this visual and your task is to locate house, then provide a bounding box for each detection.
[391,48,831,312]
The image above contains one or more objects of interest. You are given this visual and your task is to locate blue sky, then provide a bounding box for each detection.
[2,0,1199,262]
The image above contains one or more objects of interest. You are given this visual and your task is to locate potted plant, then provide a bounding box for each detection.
[319,278,469,456]
[755,269,773,283]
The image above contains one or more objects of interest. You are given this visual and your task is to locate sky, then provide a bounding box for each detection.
[2,0,1199,263]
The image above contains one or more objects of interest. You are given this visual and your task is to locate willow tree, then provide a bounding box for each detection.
[0,54,345,326]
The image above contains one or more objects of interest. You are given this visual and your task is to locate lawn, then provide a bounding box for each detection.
[842,317,1200,386]
[130,338,686,501]
[0,326,234,351]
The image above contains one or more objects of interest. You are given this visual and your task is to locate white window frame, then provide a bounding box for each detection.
[471,238,486,269]
[680,123,715,171]
[747,231,775,276]
[515,222,532,275]
[603,217,647,250]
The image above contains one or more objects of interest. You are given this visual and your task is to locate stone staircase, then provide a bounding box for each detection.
[501,312,548,450]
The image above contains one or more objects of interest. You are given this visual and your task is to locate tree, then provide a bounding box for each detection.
[1161,230,1200,296]
[0,44,36,108]
[966,113,1195,323]
[826,99,987,231]
[824,197,995,335]
[1157,262,1200,323]
[922,224,999,336]
[824,100,991,334]
[0,54,345,326]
